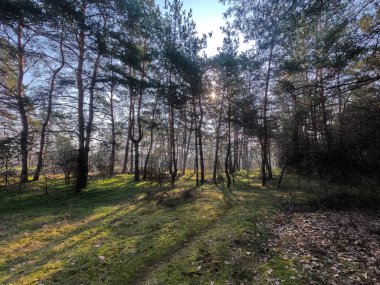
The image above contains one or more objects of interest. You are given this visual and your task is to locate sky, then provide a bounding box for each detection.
[155,0,252,56]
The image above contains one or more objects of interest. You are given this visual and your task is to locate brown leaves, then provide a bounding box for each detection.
[268,211,380,284]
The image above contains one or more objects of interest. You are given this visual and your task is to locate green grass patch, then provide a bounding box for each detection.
[0,172,316,284]
[0,175,227,284]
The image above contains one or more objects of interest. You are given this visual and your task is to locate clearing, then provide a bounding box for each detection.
[0,173,379,284]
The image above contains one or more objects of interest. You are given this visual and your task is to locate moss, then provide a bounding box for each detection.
[258,255,306,285]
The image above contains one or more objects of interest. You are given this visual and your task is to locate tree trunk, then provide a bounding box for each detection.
[233,126,239,174]
[277,165,287,190]
[121,139,130,173]
[225,95,232,188]
[122,93,133,173]
[109,83,116,175]
[192,93,199,185]
[133,141,139,181]
[15,20,28,184]
[317,67,331,147]
[197,85,205,184]
[19,99,28,184]
[143,125,154,181]
[143,96,158,180]
[225,143,231,188]
[130,42,146,181]
[34,37,65,181]
[267,144,273,180]
[198,131,204,184]
[83,52,101,187]
[130,143,134,172]
[261,43,274,187]
[75,1,87,192]
[213,102,223,183]
[169,103,177,187]
[182,118,193,176]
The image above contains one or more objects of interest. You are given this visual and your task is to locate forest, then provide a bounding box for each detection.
[0,0,379,284]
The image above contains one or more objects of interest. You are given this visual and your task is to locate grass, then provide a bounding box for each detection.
[2,170,371,284]
[0,175,225,284]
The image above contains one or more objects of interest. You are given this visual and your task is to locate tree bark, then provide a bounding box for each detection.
[109,82,116,175]
[197,83,205,184]
[169,102,177,187]
[213,100,223,183]
[129,42,146,181]
[34,36,65,181]
[182,118,193,176]
[130,142,134,172]
[83,52,101,185]
[121,140,130,173]
[225,93,232,188]
[74,1,87,192]
[194,98,199,185]
[261,43,274,187]
[16,19,28,184]
[133,141,139,181]
[266,142,273,179]
[121,91,133,173]
[143,96,158,180]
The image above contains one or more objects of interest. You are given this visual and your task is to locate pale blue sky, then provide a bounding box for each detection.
[155,0,251,56]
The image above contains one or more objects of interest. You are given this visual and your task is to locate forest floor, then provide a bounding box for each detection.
[0,172,379,284]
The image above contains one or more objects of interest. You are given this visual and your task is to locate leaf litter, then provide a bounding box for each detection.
[267,211,380,284]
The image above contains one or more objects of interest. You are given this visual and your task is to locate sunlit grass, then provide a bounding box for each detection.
[0,172,313,284]
[0,174,229,284]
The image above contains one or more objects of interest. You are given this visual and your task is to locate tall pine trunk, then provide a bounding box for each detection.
[197,85,205,184]
[121,95,133,173]
[83,53,101,187]
[182,118,193,176]
[109,83,116,175]
[225,95,232,188]
[75,3,102,192]
[169,103,177,187]
[261,43,274,187]
[213,101,223,183]
[143,96,158,180]
[16,19,28,183]
[34,37,64,181]
[75,1,87,192]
